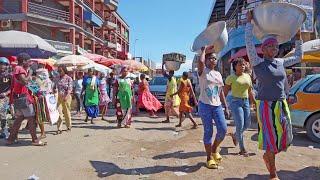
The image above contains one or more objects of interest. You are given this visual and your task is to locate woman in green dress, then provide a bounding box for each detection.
[113,66,133,128]
[82,68,100,124]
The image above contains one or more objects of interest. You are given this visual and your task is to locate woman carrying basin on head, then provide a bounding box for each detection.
[246,11,302,180]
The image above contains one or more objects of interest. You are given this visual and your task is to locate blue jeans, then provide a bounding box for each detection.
[230,97,251,151]
[199,102,227,145]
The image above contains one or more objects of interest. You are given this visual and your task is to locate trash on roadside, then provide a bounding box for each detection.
[174,171,188,176]
[199,140,203,143]
[28,174,40,180]
[218,166,224,170]
[141,148,146,151]
[117,155,126,158]
[308,146,314,149]
[173,132,179,135]
[84,134,90,137]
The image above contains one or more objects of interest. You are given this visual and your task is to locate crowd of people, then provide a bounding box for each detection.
[0,11,305,180]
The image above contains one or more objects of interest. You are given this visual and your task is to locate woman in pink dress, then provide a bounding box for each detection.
[138,74,162,118]
[99,73,111,120]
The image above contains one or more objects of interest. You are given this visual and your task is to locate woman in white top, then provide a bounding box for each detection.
[198,46,229,169]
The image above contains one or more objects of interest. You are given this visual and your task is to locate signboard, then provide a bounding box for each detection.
[275,0,314,32]
[76,45,88,55]
[46,39,73,55]
[225,0,235,15]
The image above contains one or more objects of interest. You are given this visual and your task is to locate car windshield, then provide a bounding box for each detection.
[149,77,167,85]
[289,78,307,94]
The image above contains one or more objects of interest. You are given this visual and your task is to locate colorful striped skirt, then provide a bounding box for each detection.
[256,100,293,154]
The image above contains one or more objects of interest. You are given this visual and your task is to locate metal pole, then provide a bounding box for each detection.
[134,38,138,59]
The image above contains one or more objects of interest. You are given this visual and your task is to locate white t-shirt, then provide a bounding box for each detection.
[199,68,224,106]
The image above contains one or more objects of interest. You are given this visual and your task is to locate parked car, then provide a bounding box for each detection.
[288,74,320,143]
[149,76,167,105]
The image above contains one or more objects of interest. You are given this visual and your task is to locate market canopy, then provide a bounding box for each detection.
[0,30,57,58]
[98,58,124,67]
[30,58,56,71]
[83,53,107,62]
[80,62,112,74]
[228,47,263,63]
[56,55,94,66]
[285,39,320,63]
[122,60,149,72]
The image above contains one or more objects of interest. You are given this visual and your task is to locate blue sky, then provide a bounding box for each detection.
[118,0,213,74]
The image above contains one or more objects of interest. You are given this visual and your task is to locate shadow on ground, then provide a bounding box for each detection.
[135,127,176,132]
[90,160,204,177]
[152,150,206,160]
[224,166,320,180]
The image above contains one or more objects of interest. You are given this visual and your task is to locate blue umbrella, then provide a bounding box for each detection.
[0,30,57,58]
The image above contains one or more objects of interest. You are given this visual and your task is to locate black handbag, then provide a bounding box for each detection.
[13,94,29,109]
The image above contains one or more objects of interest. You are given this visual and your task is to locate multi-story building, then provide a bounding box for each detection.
[196,0,319,77]
[0,0,130,59]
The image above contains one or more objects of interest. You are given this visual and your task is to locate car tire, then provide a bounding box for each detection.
[306,113,320,143]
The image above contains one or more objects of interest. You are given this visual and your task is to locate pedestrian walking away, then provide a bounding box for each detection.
[171,72,198,128]
[137,73,162,118]
[162,62,180,123]
[99,72,111,121]
[245,10,302,180]
[73,73,83,115]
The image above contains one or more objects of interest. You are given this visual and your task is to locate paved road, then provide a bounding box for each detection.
[0,111,319,180]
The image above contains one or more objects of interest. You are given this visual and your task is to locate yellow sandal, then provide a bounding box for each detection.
[212,152,223,164]
[206,159,218,169]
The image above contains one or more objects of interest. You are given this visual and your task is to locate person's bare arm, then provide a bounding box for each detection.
[220,89,230,119]
[198,46,207,76]
[223,85,231,100]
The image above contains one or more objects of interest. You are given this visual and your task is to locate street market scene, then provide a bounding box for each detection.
[0,0,320,179]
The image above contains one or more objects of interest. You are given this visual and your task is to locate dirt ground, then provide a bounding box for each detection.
[0,110,319,180]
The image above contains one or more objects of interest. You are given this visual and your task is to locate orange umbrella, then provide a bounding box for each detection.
[30,58,56,71]
[98,58,124,67]
[83,53,107,62]
[122,60,148,71]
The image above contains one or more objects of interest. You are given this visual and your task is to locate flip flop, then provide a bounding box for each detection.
[212,152,223,164]
[162,120,170,123]
[206,159,218,169]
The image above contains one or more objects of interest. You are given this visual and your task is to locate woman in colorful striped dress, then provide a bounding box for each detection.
[246,11,302,180]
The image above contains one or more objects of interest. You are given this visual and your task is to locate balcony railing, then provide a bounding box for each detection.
[28,2,69,22]
[94,28,103,40]
[83,0,93,10]
[75,16,82,27]
[95,9,103,19]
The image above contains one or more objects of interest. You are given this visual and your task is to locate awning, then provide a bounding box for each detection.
[219,26,261,59]
[84,11,103,27]
[228,47,263,62]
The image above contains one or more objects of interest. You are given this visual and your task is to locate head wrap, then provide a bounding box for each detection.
[261,35,278,48]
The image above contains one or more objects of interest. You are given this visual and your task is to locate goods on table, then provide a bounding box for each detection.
[192,21,228,53]
[163,53,186,71]
[252,2,306,44]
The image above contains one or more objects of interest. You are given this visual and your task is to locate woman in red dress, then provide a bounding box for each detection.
[137,74,162,118]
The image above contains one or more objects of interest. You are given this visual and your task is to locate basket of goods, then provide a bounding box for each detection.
[252,2,306,44]
[163,53,186,71]
[192,21,228,53]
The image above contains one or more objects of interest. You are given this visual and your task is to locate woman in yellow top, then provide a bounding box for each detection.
[224,58,255,156]
[162,63,180,123]
[171,72,198,128]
